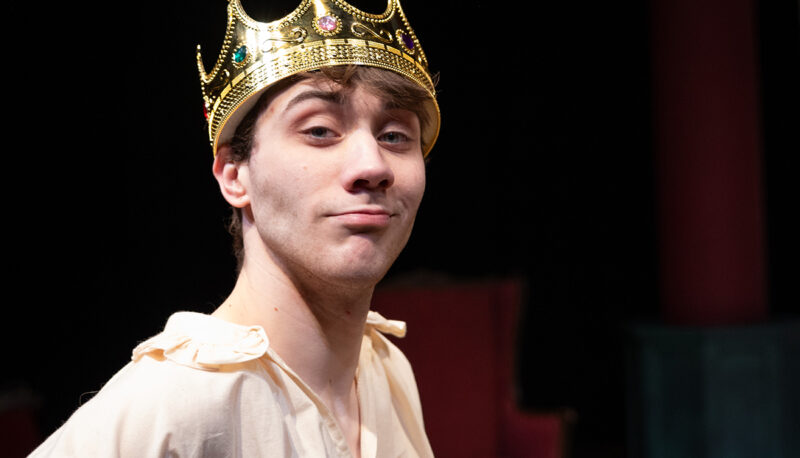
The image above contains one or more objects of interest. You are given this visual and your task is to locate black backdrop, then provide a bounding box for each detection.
[6,0,797,456]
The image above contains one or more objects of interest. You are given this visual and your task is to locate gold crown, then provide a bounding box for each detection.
[197,0,440,156]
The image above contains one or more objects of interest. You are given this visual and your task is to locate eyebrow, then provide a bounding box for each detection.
[284,89,346,112]
[283,88,409,115]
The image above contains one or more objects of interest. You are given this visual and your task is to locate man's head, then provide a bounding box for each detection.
[213,65,430,285]
[218,65,434,269]
[199,0,439,282]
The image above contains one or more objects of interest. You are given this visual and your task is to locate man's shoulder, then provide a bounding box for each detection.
[76,310,280,426]
[99,311,275,417]
[103,352,270,412]
[30,313,280,457]
[32,355,280,457]
[363,313,422,399]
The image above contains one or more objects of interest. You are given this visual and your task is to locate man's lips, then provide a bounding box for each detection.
[328,207,394,228]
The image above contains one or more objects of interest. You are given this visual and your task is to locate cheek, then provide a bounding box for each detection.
[247,157,330,227]
[402,160,427,209]
[246,158,300,215]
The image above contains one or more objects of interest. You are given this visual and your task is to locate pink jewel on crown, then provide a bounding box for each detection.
[317,15,338,32]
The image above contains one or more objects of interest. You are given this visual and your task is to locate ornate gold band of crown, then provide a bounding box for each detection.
[197,0,440,157]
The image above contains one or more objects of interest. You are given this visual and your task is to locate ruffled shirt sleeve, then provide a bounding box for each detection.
[132,312,269,370]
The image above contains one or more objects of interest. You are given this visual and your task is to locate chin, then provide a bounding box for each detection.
[301,228,412,289]
[322,247,398,288]
[331,257,395,287]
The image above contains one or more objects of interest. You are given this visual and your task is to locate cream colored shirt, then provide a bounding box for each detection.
[31,311,433,457]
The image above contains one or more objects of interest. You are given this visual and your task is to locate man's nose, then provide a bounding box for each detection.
[340,131,395,192]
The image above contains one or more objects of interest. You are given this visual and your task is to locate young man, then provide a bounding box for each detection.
[30,0,439,457]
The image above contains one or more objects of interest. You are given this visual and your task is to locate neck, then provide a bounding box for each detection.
[212,252,373,399]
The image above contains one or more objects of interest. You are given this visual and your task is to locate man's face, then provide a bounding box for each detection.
[237,77,426,287]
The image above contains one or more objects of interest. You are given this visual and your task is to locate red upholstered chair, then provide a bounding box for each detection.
[372,277,573,458]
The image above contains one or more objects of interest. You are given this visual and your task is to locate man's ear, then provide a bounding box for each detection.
[212,144,250,208]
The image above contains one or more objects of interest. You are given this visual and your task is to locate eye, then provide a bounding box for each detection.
[300,125,340,145]
[378,131,410,144]
[307,126,334,138]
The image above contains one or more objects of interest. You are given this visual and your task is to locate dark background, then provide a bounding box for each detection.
[5,0,798,456]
